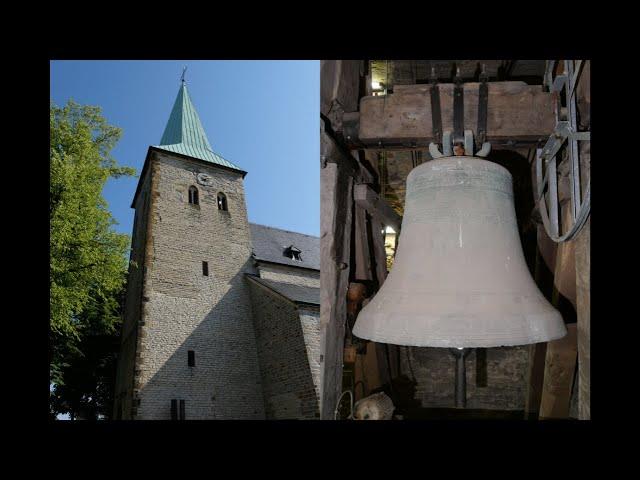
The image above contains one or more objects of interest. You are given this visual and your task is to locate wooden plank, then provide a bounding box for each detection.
[359,81,555,147]
[354,183,402,232]
[539,324,578,419]
[319,127,354,419]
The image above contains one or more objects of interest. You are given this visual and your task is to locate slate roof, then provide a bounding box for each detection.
[154,81,243,172]
[246,275,320,306]
[249,223,320,271]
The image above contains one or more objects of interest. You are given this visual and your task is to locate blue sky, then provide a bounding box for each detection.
[50,60,320,237]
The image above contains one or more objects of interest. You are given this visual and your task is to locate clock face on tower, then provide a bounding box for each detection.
[196,172,214,186]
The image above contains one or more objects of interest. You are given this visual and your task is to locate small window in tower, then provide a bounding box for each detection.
[202,261,209,276]
[188,186,199,205]
[217,192,228,211]
[188,350,195,367]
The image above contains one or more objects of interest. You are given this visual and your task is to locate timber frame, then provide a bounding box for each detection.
[320,60,590,420]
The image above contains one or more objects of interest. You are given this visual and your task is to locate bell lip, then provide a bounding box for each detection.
[352,327,567,348]
[352,311,567,349]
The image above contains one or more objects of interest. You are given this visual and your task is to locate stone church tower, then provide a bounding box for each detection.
[113,80,266,419]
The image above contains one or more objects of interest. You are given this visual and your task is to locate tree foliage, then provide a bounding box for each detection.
[50,100,135,419]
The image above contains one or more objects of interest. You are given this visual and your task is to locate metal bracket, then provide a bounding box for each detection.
[536,60,590,243]
[453,68,464,144]
[429,129,491,159]
[429,65,491,159]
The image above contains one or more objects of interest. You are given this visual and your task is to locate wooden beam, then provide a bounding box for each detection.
[358,81,555,147]
[354,183,402,232]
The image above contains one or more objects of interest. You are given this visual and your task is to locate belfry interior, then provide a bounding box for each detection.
[320,60,590,420]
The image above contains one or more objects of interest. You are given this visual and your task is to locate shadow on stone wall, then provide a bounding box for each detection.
[248,282,320,419]
[134,262,266,420]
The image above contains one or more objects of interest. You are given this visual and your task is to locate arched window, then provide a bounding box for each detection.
[217,192,228,211]
[188,186,199,205]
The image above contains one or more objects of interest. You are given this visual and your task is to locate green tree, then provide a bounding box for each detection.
[50,100,135,419]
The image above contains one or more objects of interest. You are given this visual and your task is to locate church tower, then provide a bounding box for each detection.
[114,79,265,419]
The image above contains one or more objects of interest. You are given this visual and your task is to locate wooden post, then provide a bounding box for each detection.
[574,218,590,420]
[539,324,578,419]
[320,130,354,419]
[320,60,364,419]
[353,205,373,282]
[538,151,579,419]
[575,61,590,421]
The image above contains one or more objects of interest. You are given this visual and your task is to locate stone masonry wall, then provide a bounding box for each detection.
[299,308,322,403]
[399,345,529,410]
[134,152,265,419]
[248,282,321,419]
[257,263,320,288]
[114,168,151,419]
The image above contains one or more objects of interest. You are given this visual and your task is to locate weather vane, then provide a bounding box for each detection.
[181,66,187,84]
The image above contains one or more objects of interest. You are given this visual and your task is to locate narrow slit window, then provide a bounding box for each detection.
[188,350,195,367]
[171,399,178,420]
[171,399,186,420]
[217,192,228,211]
[188,186,199,205]
[202,261,209,276]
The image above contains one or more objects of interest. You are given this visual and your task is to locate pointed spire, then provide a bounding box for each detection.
[159,82,213,151]
[154,79,242,172]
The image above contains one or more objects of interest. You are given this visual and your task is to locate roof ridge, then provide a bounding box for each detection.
[254,276,319,288]
[249,222,319,239]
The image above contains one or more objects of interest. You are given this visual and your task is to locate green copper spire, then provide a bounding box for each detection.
[154,81,242,171]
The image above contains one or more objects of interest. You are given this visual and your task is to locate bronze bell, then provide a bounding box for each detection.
[353,156,566,348]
